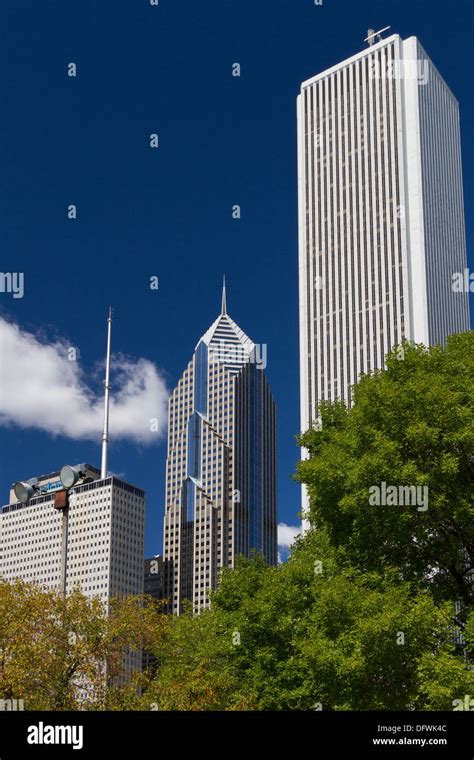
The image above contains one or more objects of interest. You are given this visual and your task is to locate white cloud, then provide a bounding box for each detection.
[0,317,169,443]
[277,522,301,563]
[278,523,301,549]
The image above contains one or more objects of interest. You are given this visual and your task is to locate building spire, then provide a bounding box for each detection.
[221,275,227,315]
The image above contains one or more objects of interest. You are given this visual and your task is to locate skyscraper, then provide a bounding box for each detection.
[297,31,470,521]
[163,284,277,614]
[0,465,145,604]
[1,465,146,679]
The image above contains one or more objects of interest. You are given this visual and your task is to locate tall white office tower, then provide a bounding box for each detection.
[297,31,470,525]
[163,284,277,615]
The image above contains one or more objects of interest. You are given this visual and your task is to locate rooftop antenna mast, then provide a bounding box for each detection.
[364,26,391,46]
[101,307,113,479]
[221,275,227,315]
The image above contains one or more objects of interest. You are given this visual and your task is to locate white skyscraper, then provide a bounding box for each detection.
[0,465,145,605]
[297,31,470,522]
[1,465,146,681]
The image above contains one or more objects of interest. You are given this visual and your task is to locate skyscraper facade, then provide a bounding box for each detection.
[0,465,145,605]
[297,32,469,423]
[297,32,470,523]
[163,287,277,614]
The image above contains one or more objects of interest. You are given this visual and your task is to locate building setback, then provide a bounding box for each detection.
[297,32,470,523]
[163,285,277,614]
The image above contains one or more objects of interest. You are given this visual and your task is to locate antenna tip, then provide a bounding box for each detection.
[221,276,227,315]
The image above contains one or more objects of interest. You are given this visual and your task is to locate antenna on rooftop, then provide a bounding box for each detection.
[364,26,391,46]
[101,307,113,479]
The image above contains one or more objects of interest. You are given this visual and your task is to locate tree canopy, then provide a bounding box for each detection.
[297,332,474,608]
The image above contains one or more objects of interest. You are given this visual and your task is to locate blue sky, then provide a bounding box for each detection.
[0,0,473,557]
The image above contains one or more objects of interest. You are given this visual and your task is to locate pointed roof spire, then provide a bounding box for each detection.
[221,275,227,315]
[196,278,255,362]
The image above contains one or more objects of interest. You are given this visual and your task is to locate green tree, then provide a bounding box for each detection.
[143,532,472,710]
[142,600,256,711]
[297,332,474,609]
[0,580,166,710]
